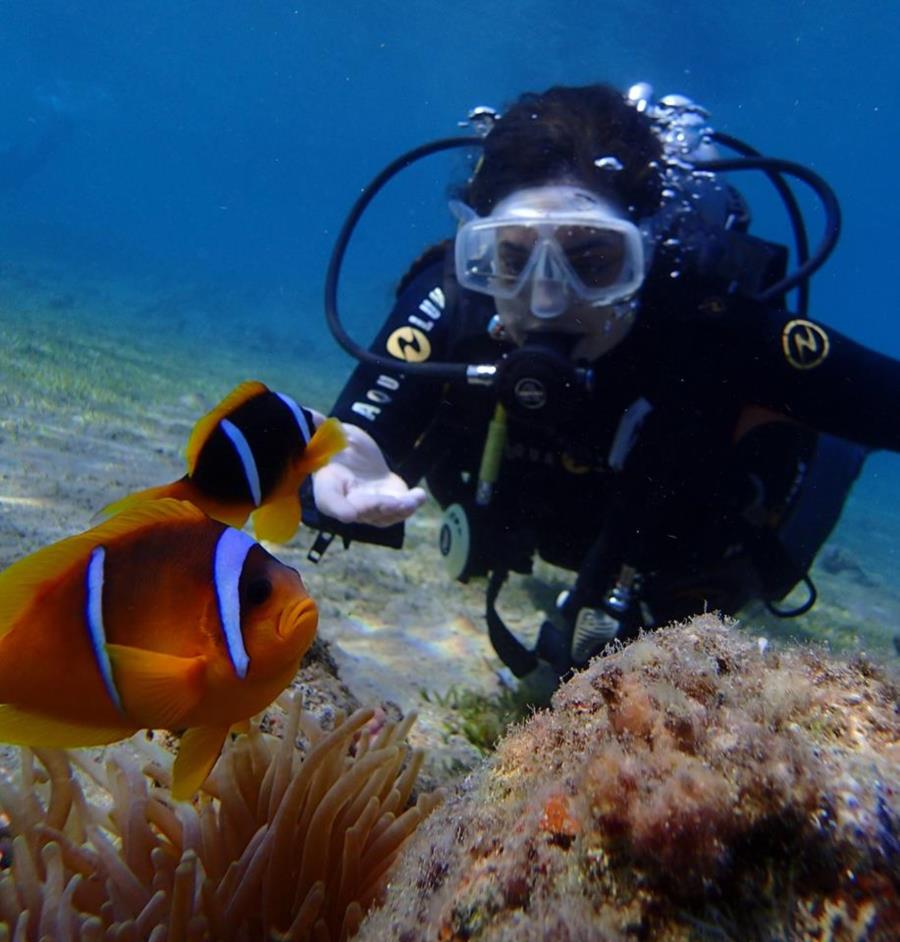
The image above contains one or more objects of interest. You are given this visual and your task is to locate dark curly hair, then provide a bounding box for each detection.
[463,84,663,220]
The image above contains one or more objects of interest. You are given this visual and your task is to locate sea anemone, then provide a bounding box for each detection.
[0,695,441,941]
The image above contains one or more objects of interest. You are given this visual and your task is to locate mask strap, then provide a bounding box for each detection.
[449,199,478,225]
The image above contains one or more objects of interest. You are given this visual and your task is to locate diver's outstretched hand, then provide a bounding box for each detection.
[312,422,426,527]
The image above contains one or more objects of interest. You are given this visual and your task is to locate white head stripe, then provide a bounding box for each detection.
[213,528,254,679]
[85,546,124,713]
[276,392,312,445]
[220,418,262,507]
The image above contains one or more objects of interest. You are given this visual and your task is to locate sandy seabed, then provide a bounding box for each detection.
[1,261,898,789]
[0,264,511,785]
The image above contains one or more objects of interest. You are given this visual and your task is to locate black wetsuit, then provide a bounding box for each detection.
[325,242,894,661]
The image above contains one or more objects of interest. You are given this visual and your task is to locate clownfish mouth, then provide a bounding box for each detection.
[277,595,318,641]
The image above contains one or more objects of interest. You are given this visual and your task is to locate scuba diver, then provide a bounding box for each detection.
[306,82,897,682]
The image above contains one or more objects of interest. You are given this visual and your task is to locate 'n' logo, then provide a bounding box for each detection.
[782,319,830,370]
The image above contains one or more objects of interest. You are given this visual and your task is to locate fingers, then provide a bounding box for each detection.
[311,417,427,527]
[346,486,427,526]
[407,486,428,507]
[313,467,427,527]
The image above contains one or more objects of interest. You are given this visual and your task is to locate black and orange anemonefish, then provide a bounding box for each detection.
[101,381,346,543]
[0,499,318,799]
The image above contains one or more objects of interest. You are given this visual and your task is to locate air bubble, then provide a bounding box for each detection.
[594,156,624,171]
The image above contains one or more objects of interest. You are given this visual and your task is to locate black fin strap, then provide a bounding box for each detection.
[485,569,539,677]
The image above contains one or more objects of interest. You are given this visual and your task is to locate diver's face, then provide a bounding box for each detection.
[489,186,642,357]
[494,222,630,316]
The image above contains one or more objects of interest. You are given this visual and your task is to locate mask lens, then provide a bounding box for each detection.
[555,225,627,289]
[454,187,645,307]
[495,226,539,278]
[458,227,498,281]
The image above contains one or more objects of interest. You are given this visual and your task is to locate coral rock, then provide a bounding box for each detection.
[358,615,900,941]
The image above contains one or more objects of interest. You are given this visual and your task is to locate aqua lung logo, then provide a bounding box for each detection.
[513,377,547,410]
[351,286,445,422]
[782,319,830,370]
[349,373,400,422]
[386,326,431,362]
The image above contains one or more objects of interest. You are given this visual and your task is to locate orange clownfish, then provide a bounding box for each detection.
[101,381,346,543]
[0,499,318,800]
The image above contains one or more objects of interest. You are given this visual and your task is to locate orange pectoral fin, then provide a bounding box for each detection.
[252,494,301,544]
[105,644,206,729]
[0,704,134,748]
[295,416,348,476]
[171,725,229,801]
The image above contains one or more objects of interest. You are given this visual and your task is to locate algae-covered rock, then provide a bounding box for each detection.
[358,615,899,941]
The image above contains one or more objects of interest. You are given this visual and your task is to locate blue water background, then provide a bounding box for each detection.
[2,1,899,616]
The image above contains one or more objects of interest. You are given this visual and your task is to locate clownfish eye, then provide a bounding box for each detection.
[245,577,273,607]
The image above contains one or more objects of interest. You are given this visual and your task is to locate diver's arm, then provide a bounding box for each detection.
[329,250,449,459]
[313,249,451,526]
[739,307,900,451]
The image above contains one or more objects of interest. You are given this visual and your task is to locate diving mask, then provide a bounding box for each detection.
[453,185,646,319]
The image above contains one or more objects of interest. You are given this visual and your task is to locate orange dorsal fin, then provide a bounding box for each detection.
[0,498,209,639]
[294,417,347,477]
[94,478,197,522]
[184,381,270,474]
